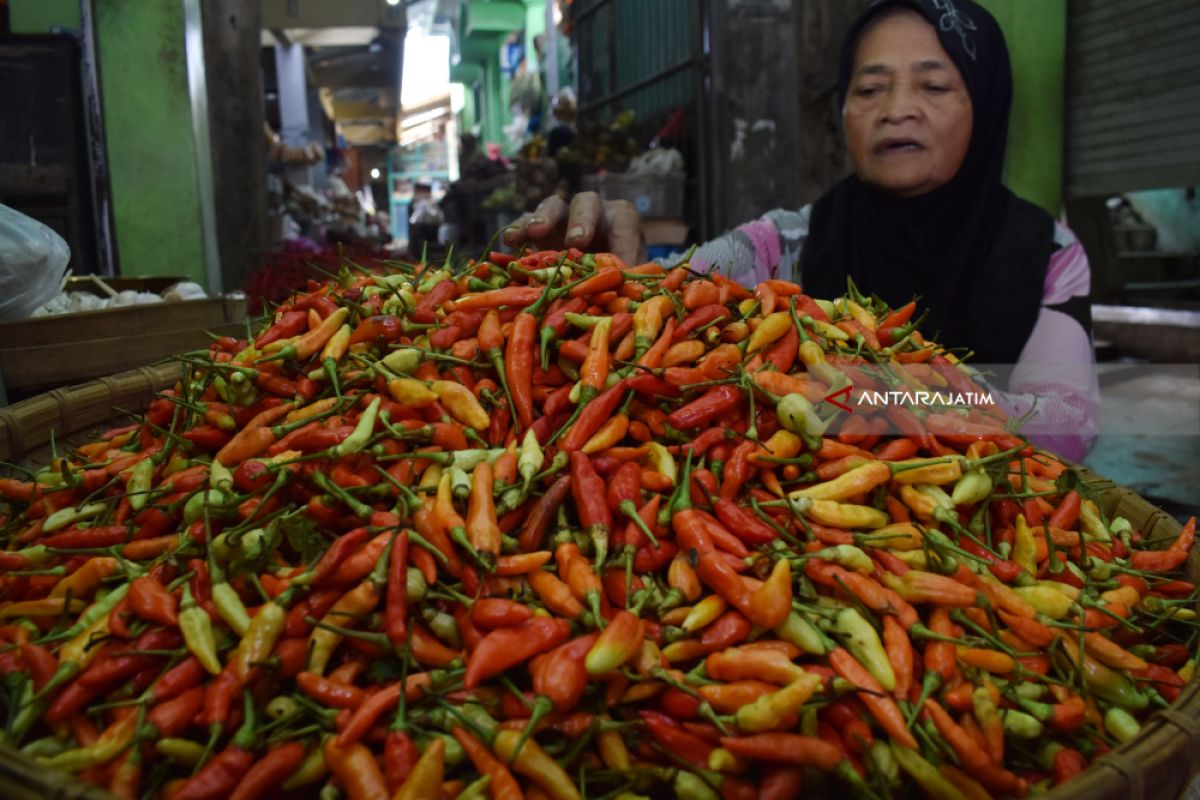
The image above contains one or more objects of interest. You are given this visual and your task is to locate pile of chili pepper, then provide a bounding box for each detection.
[0,246,1196,800]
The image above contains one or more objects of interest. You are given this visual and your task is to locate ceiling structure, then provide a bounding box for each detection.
[259,0,458,148]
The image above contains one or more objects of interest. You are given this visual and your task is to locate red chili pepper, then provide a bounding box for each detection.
[674,304,732,342]
[639,710,715,768]
[228,741,307,800]
[667,384,743,430]
[412,279,457,322]
[151,656,206,702]
[18,642,58,691]
[571,451,614,567]
[129,575,179,626]
[1052,747,1087,785]
[558,378,629,452]
[472,598,535,629]
[303,526,370,587]
[463,617,570,690]
[255,310,309,349]
[296,671,368,709]
[506,312,537,429]
[713,498,777,545]
[517,474,572,552]
[147,686,205,738]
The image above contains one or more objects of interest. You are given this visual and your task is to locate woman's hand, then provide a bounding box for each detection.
[503,192,647,264]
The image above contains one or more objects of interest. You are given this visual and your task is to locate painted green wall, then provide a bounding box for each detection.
[11,0,207,286]
[978,0,1066,216]
[96,0,206,284]
[8,0,80,32]
[524,0,546,72]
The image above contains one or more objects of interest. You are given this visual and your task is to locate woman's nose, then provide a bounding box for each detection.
[880,85,921,124]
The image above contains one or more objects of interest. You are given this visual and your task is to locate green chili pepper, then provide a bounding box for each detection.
[891,743,966,800]
[42,502,108,533]
[1104,707,1140,744]
[831,607,895,692]
[126,457,156,511]
[331,396,382,458]
[775,610,830,656]
[1000,709,1044,739]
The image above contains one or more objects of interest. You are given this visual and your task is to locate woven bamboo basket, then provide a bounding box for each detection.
[0,369,1195,800]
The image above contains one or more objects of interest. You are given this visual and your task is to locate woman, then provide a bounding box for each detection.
[505,0,1098,460]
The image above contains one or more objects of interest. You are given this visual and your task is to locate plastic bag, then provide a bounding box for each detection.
[0,203,71,321]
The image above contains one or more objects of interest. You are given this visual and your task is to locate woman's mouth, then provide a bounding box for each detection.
[875,138,925,154]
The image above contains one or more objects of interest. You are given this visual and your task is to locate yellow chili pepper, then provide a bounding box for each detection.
[858,522,924,550]
[750,429,803,465]
[285,396,339,424]
[37,712,140,772]
[319,323,351,362]
[746,311,791,353]
[633,294,673,357]
[1078,500,1112,543]
[794,497,890,530]
[807,318,850,341]
[644,442,677,483]
[431,380,490,430]
[1013,585,1074,619]
[735,672,822,732]
[262,305,349,360]
[493,729,582,800]
[393,737,445,800]
[797,339,845,386]
[581,413,630,454]
[230,597,287,684]
[1012,514,1037,574]
[0,597,84,619]
[840,299,873,330]
[596,725,631,770]
[789,461,891,502]
[179,584,222,674]
[388,377,438,406]
[682,595,727,632]
[890,459,963,486]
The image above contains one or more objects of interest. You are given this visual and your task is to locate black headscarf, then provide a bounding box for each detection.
[799,0,1055,364]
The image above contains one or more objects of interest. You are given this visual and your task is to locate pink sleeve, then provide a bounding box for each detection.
[992,227,1099,461]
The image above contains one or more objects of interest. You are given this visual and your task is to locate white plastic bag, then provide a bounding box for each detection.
[0,204,70,321]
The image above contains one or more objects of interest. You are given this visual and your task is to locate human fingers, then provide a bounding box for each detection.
[564,192,606,249]
[503,195,569,248]
[600,199,646,265]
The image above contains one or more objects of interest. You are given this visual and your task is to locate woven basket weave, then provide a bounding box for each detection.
[0,369,1194,799]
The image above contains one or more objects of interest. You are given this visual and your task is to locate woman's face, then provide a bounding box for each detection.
[843,9,973,197]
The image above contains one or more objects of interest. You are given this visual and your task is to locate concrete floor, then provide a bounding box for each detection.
[1082,365,1200,525]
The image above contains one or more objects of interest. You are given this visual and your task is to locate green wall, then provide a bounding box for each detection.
[96,0,206,284]
[10,0,208,286]
[524,0,546,72]
[8,0,80,32]
[979,0,1066,216]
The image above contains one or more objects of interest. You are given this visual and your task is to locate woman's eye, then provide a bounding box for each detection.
[855,85,881,98]
[925,84,950,93]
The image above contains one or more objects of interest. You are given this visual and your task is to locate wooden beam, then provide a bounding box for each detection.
[261,0,404,30]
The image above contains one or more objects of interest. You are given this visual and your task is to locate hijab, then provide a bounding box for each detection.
[799,0,1055,364]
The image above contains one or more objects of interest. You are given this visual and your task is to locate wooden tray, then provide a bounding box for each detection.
[0,290,244,400]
